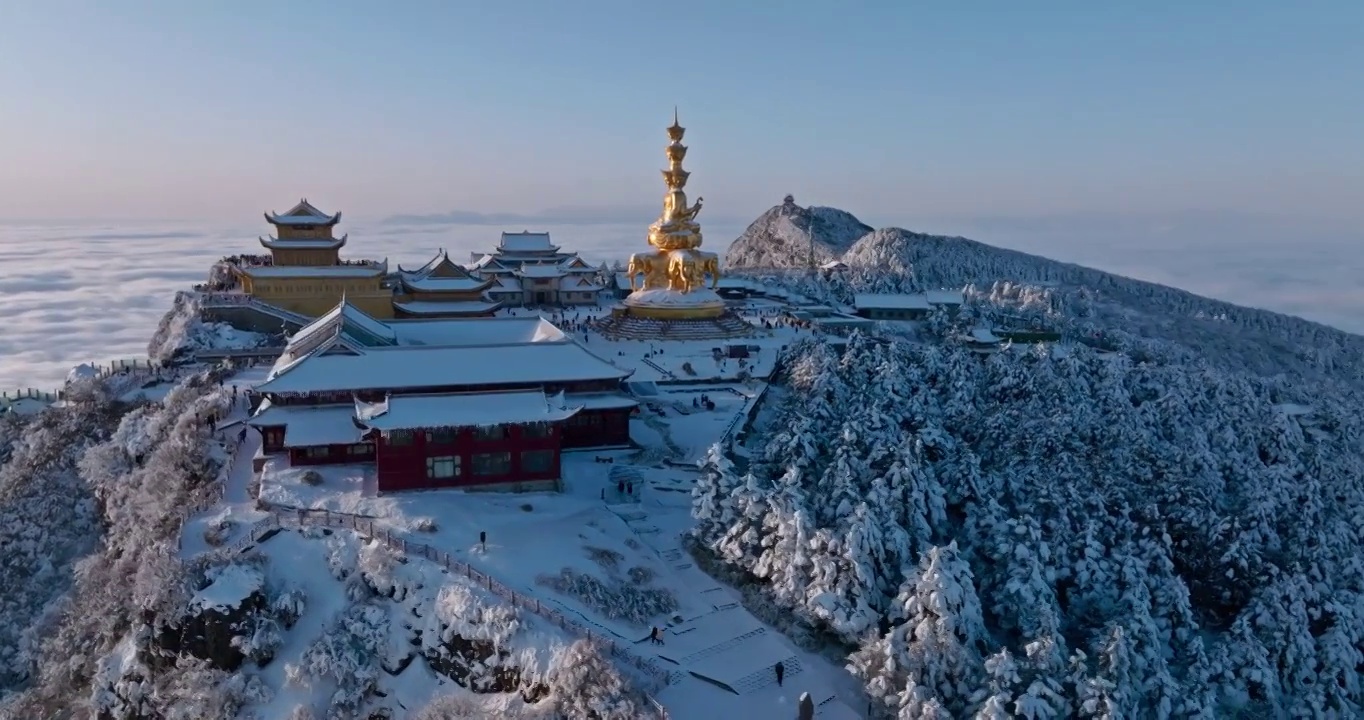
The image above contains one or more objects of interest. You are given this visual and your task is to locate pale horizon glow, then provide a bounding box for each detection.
[0,2,1361,231]
[2,2,1363,390]
[1,219,1361,392]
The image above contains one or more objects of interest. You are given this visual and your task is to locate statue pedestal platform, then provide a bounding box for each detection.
[623,288,725,320]
[595,305,754,341]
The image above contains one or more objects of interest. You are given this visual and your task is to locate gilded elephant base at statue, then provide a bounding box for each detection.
[622,287,726,320]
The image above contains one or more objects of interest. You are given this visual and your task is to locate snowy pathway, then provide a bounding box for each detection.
[600,503,864,719]
[222,428,260,504]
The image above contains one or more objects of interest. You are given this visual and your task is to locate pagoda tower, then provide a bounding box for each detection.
[621,111,725,320]
[260,198,346,266]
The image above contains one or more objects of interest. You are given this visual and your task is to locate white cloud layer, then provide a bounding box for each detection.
[0,219,1358,391]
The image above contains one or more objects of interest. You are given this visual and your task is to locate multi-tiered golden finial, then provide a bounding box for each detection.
[650,109,704,251]
[621,111,724,319]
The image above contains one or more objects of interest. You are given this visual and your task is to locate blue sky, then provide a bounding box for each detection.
[1,1,1361,231]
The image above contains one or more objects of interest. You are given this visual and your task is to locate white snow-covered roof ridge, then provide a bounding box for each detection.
[259,234,347,250]
[499,231,558,252]
[289,297,396,347]
[399,275,494,293]
[397,248,447,276]
[926,288,965,305]
[265,198,341,225]
[386,316,567,346]
[356,389,584,431]
[854,293,931,310]
[258,339,632,394]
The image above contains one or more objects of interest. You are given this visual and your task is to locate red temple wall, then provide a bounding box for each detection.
[287,442,375,466]
[374,423,562,493]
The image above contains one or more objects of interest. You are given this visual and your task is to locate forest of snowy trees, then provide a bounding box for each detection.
[693,326,1364,717]
[737,228,1364,385]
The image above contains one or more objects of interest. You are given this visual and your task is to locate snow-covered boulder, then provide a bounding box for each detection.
[152,563,270,672]
[67,363,100,385]
[724,195,872,269]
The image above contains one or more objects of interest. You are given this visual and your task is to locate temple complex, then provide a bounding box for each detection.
[394,250,501,318]
[248,298,637,492]
[232,200,392,318]
[596,112,753,338]
[469,232,606,307]
[227,204,607,319]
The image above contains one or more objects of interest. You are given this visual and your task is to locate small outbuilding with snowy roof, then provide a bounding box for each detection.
[394,249,501,319]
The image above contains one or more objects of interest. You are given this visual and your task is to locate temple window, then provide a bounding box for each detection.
[472,451,512,476]
[523,423,551,439]
[522,450,554,473]
[387,430,414,446]
[426,455,460,479]
[348,443,372,456]
[303,447,330,459]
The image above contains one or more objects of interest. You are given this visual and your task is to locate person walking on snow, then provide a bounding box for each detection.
[775,661,785,686]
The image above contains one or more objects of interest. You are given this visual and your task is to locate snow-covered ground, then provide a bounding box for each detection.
[497,300,821,385]
[166,297,867,717]
[254,450,863,718]
[231,528,571,718]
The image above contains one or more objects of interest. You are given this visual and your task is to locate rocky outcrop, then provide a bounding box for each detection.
[146,291,203,364]
[724,195,872,269]
[145,565,269,673]
[421,631,527,694]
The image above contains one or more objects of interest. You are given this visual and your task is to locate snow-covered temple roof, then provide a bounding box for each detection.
[469,254,511,272]
[853,290,964,310]
[356,389,581,431]
[853,293,931,310]
[265,198,341,226]
[236,262,386,279]
[283,298,399,356]
[968,327,1002,344]
[926,289,965,306]
[259,342,630,394]
[564,393,640,410]
[399,275,494,293]
[259,234,347,250]
[487,277,523,292]
[387,316,566,346]
[247,403,364,447]
[499,231,558,253]
[392,300,503,316]
[286,299,568,351]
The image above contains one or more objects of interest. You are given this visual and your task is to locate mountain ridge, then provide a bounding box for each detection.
[723,195,873,268]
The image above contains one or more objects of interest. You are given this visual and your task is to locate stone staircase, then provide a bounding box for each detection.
[592,311,755,341]
[728,654,803,695]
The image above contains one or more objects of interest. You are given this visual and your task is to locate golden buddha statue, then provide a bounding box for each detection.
[622,110,724,319]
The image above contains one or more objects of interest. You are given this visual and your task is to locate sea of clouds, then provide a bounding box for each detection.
[0,218,1360,391]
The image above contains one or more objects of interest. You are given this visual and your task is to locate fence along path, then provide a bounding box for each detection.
[225,507,674,716]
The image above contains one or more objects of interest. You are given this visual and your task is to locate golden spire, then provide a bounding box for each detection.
[662,109,690,190]
[667,108,685,142]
